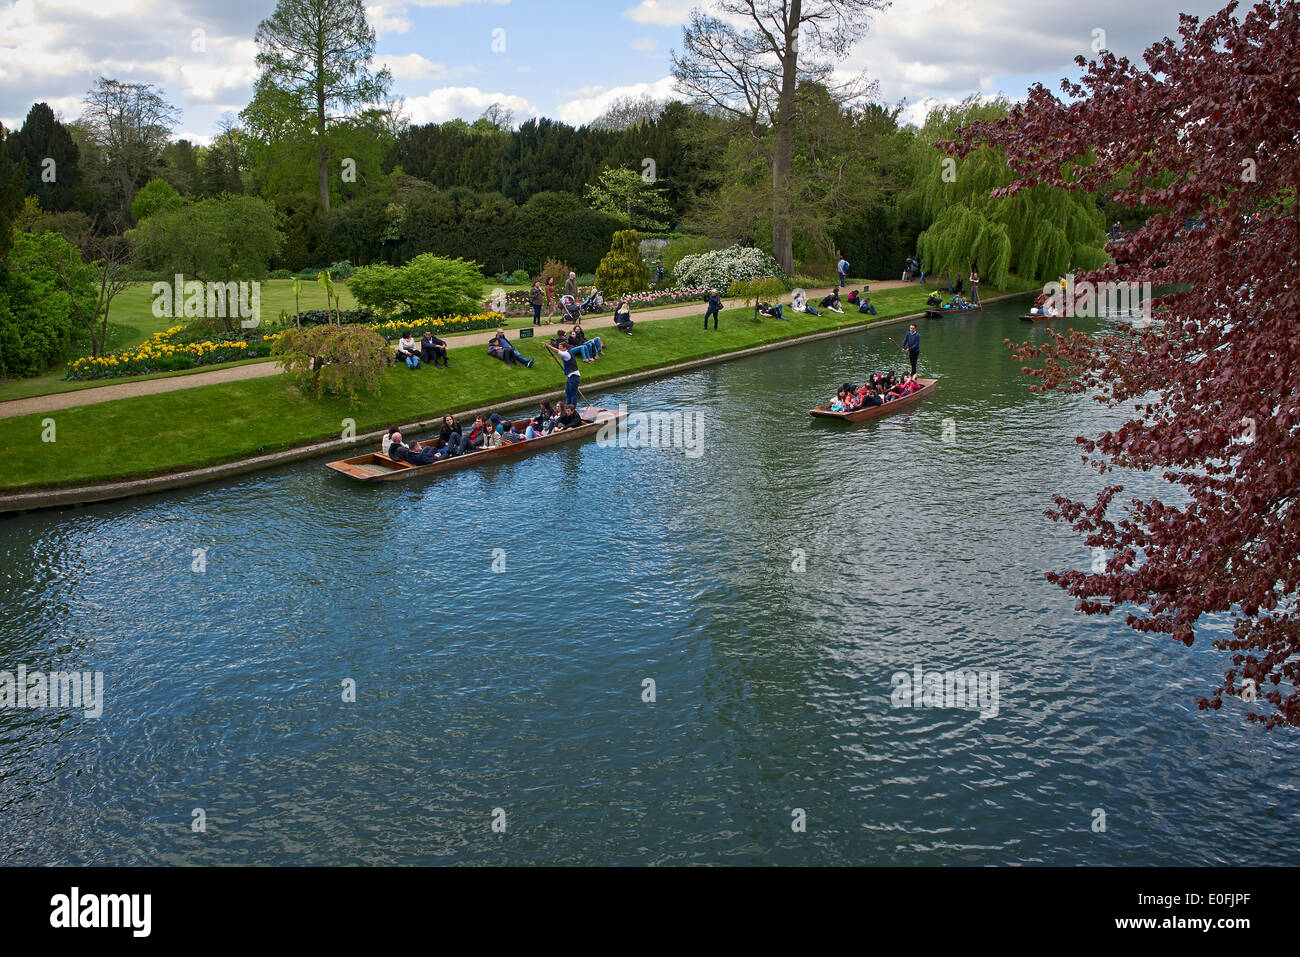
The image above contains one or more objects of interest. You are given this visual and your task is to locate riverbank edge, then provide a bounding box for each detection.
[0,292,1027,514]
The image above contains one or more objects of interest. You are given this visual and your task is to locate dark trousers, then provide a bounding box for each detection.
[909,348,919,375]
[532,304,542,324]
[704,307,720,329]
[421,344,447,366]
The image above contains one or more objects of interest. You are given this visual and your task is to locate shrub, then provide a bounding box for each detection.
[268,269,294,280]
[131,178,184,223]
[296,309,379,326]
[509,268,530,285]
[326,260,354,279]
[0,231,87,377]
[595,230,650,298]
[349,254,484,322]
[673,245,786,294]
[272,324,390,406]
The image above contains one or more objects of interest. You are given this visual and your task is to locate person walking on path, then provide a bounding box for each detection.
[564,272,578,302]
[655,259,664,284]
[545,276,556,322]
[837,254,850,288]
[969,262,981,306]
[528,281,544,326]
[703,289,723,330]
[902,323,921,375]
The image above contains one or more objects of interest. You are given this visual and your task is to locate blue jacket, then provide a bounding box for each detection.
[903,330,921,351]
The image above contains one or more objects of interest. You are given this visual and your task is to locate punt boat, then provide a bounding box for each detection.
[809,378,938,422]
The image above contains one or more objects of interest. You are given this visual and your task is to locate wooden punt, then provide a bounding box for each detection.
[809,378,938,422]
[925,309,944,319]
[326,406,624,482]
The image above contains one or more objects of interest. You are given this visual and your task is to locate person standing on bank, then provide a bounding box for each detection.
[703,289,723,330]
[564,271,578,302]
[544,276,556,322]
[836,254,850,289]
[902,323,921,375]
[969,262,980,307]
[528,281,544,326]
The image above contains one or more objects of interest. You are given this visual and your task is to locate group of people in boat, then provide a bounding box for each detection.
[927,290,977,311]
[395,330,450,369]
[381,401,587,465]
[828,372,926,412]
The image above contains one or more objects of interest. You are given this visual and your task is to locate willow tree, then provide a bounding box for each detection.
[908,98,1107,288]
[251,0,391,214]
[671,0,890,275]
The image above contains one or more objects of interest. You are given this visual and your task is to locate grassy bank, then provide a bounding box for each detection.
[0,285,1013,493]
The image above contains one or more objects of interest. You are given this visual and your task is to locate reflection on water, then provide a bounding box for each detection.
[0,300,1295,865]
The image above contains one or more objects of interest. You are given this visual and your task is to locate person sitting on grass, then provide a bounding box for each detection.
[488,329,535,367]
[820,290,844,313]
[757,300,786,320]
[570,324,604,361]
[792,291,821,317]
[612,298,634,335]
[846,289,860,305]
[926,291,943,307]
[397,333,421,369]
[858,295,877,316]
[421,331,449,368]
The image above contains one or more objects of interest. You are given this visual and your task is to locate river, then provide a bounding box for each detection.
[1,297,1294,865]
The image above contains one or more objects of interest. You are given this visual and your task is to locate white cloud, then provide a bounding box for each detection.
[556,76,679,126]
[623,0,698,25]
[404,86,537,125]
[385,53,451,81]
[631,36,656,52]
[367,2,412,35]
[565,85,606,98]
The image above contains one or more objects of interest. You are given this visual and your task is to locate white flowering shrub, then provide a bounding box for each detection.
[673,245,786,293]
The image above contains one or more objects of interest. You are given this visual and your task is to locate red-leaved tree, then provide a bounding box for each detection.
[949,0,1299,726]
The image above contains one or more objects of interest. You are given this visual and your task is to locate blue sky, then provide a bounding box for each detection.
[0,0,1233,141]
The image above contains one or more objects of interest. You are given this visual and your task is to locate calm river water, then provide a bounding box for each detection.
[1,297,1295,865]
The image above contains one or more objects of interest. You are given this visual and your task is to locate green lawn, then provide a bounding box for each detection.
[0,284,1024,494]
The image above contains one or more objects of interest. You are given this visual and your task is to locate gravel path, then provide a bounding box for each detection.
[0,281,918,420]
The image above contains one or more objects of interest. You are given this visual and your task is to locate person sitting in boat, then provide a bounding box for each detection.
[842,384,861,410]
[554,404,583,431]
[501,420,526,444]
[524,417,543,440]
[421,331,449,368]
[396,334,421,369]
[829,388,848,413]
[481,415,504,448]
[438,414,470,456]
[381,426,401,456]
[858,295,877,315]
[858,384,884,407]
[820,290,844,313]
[536,401,559,434]
[464,415,490,451]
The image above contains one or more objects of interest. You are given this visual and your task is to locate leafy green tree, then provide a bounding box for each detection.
[251,0,392,214]
[905,97,1106,287]
[595,230,650,297]
[131,178,184,222]
[273,324,389,405]
[584,167,673,231]
[349,254,484,321]
[158,139,203,196]
[133,195,285,281]
[0,231,93,376]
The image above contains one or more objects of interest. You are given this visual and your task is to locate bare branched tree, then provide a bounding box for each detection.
[671,0,890,273]
[80,78,180,222]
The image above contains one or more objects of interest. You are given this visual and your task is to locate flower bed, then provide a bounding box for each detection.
[367,312,506,338]
[65,327,280,381]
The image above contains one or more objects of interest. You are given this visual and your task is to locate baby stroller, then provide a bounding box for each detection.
[559,294,582,323]
[580,289,604,314]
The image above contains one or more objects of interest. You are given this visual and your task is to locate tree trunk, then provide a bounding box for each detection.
[317,81,330,214]
[771,0,800,276]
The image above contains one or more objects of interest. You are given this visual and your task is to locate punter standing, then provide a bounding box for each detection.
[902,323,921,375]
[703,289,722,330]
